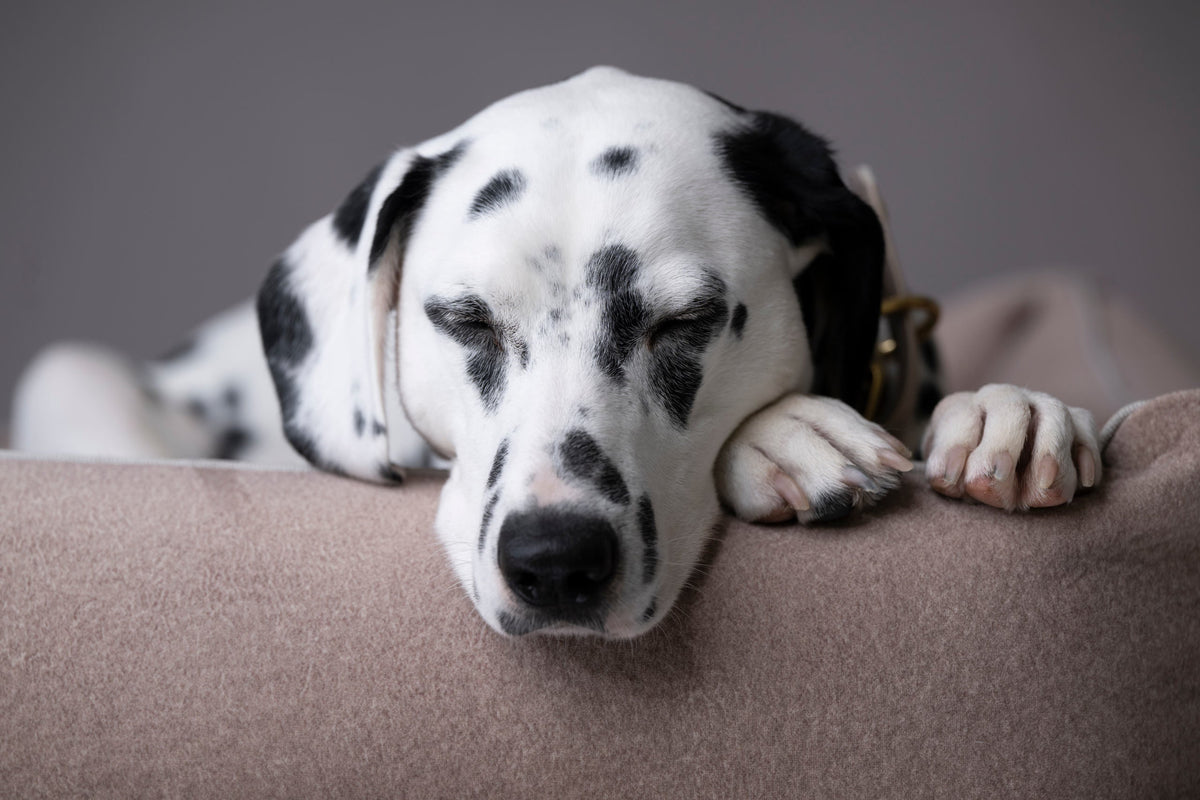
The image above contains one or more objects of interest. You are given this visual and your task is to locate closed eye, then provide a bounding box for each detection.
[647,315,707,348]
[424,295,503,350]
[646,293,729,350]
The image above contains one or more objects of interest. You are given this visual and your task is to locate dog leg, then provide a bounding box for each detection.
[11,342,202,459]
[921,384,1101,510]
[715,394,914,523]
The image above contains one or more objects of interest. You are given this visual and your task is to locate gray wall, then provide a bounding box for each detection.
[3,0,1198,422]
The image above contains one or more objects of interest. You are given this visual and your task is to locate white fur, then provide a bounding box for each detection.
[715,394,911,523]
[11,66,1102,639]
[922,385,1101,511]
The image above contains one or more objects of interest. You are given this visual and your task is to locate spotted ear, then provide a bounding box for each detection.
[717,111,884,412]
[256,142,466,482]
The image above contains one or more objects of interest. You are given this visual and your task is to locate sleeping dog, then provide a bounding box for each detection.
[13,67,1101,638]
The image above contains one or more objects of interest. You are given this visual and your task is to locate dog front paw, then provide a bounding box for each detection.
[922,384,1101,510]
[715,394,914,524]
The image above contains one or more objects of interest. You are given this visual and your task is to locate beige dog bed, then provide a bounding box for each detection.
[2,273,1198,798]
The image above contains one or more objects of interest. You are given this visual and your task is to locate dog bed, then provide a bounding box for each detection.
[2,273,1198,798]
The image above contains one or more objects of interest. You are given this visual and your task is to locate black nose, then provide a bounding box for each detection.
[498,508,618,615]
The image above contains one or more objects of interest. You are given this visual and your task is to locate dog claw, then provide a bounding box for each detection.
[842,466,880,493]
[1076,446,1096,488]
[771,470,810,512]
[1034,454,1059,490]
[990,452,1013,483]
[877,448,914,473]
[941,445,967,486]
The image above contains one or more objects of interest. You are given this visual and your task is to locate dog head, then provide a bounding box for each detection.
[256,67,883,637]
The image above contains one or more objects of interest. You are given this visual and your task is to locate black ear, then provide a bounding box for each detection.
[717,111,884,412]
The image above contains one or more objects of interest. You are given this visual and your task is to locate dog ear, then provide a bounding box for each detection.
[717,111,884,412]
[256,142,466,482]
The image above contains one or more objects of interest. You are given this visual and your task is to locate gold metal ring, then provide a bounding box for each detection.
[880,295,940,339]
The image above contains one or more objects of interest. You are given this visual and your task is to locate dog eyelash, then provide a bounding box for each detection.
[424,295,504,350]
[646,295,727,349]
[457,315,500,339]
[646,315,704,348]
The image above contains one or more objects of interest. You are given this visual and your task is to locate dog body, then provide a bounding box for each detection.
[13,67,1101,638]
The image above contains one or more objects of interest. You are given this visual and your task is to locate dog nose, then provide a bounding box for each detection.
[498,508,618,614]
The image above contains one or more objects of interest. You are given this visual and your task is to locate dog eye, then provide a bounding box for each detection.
[457,314,497,335]
[452,314,502,349]
[424,296,503,349]
[647,315,704,349]
[647,293,728,350]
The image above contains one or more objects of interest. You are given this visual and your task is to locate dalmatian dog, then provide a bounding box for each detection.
[13,67,1102,638]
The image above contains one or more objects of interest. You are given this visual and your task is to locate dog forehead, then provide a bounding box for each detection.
[404,71,759,293]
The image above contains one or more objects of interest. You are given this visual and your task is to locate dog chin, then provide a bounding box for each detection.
[488,605,660,640]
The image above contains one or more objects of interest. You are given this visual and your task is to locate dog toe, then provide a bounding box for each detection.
[806,487,858,523]
[924,384,1101,512]
[717,393,909,525]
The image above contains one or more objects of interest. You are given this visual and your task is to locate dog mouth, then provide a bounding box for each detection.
[495,608,609,637]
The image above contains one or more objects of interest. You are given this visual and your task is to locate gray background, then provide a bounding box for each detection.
[3,0,1198,423]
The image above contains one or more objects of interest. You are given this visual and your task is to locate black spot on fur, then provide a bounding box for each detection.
[515,339,530,369]
[185,397,207,420]
[487,439,509,490]
[716,113,837,247]
[590,146,639,177]
[257,257,321,468]
[369,141,468,269]
[810,489,857,523]
[424,294,506,412]
[465,350,505,412]
[730,303,748,338]
[354,408,365,437]
[332,163,383,247]
[640,598,657,624]
[213,427,252,460]
[587,243,640,295]
[372,419,386,437]
[648,277,728,428]
[587,245,650,381]
[258,258,314,371]
[559,430,630,506]
[647,355,703,429]
[479,492,499,553]
[222,385,241,409]
[468,169,526,218]
[638,495,658,584]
